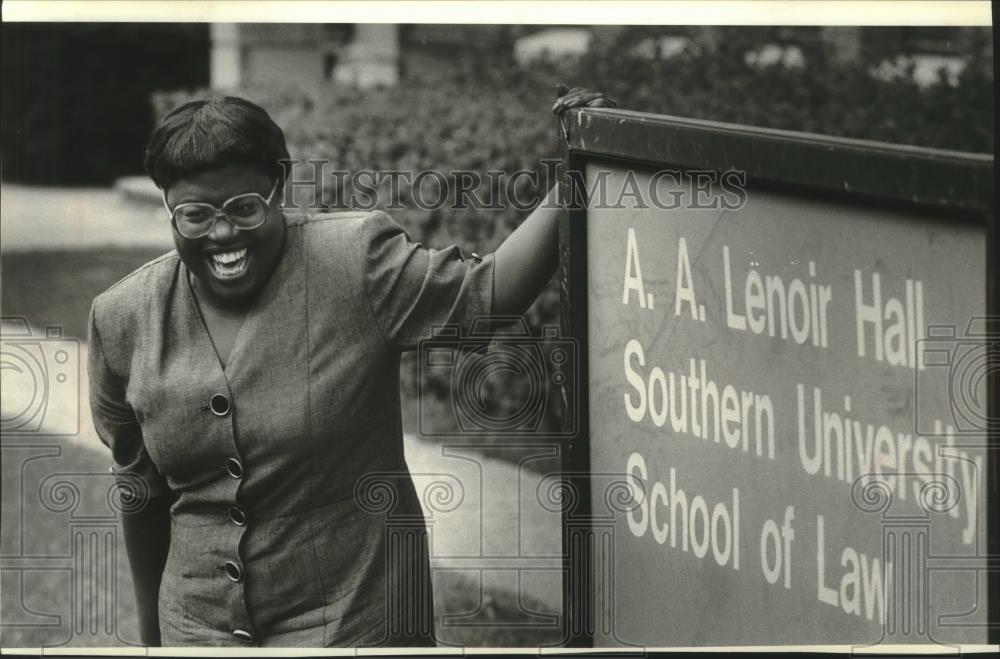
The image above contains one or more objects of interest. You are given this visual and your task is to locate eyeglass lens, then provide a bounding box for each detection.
[173,194,268,238]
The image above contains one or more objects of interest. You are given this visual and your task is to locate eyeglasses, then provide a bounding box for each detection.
[163,180,280,239]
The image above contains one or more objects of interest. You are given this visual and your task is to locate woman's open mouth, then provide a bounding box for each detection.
[208,247,250,279]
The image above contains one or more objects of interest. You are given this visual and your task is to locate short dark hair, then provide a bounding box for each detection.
[144,96,290,190]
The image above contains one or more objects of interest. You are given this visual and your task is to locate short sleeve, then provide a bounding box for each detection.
[361,211,495,351]
[87,304,169,500]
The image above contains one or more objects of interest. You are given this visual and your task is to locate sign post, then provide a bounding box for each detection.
[558,108,996,648]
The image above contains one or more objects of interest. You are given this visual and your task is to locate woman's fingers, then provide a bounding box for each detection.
[560,89,596,106]
[552,93,589,113]
[552,89,616,114]
[552,82,618,114]
[551,83,573,112]
[588,97,618,108]
[575,91,605,106]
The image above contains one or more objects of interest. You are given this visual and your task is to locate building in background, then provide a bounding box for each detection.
[2,24,989,186]
[513,27,592,64]
[208,24,989,93]
[211,23,396,89]
[209,24,514,89]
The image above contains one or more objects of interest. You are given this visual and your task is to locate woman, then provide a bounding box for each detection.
[88,87,614,647]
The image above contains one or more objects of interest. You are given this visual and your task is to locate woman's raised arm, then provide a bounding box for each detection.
[492,86,616,317]
[492,185,561,316]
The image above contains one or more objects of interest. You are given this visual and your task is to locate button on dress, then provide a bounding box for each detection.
[86,210,495,647]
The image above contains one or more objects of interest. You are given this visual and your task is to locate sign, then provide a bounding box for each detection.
[558,109,996,647]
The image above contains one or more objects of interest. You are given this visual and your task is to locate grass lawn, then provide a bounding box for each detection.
[2,247,564,648]
[2,247,170,340]
[0,438,139,647]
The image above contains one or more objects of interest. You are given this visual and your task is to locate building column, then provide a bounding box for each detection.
[210,23,242,89]
[820,27,862,64]
[334,24,399,88]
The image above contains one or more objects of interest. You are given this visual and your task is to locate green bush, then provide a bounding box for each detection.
[563,27,993,152]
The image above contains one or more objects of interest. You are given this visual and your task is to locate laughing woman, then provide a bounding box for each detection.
[87,88,614,647]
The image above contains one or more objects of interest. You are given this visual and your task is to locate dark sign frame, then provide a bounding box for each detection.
[556,107,996,647]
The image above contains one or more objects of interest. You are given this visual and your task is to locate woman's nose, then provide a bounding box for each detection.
[208,213,238,242]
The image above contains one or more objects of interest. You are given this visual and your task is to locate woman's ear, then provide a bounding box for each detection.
[161,185,175,210]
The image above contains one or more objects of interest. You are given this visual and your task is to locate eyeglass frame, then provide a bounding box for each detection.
[162,179,281,239]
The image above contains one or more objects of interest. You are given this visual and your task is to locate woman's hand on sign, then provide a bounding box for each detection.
[494,86,616,320]
[551,83,618,115]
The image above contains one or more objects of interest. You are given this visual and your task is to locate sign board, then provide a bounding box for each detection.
[558,109,996,648]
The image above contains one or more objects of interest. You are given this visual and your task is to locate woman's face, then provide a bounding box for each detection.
[165,164,286,309]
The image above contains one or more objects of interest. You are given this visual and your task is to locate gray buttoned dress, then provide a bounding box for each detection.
[87,210,494,647]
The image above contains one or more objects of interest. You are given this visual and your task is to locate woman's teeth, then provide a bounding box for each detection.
[209,247,249,278]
